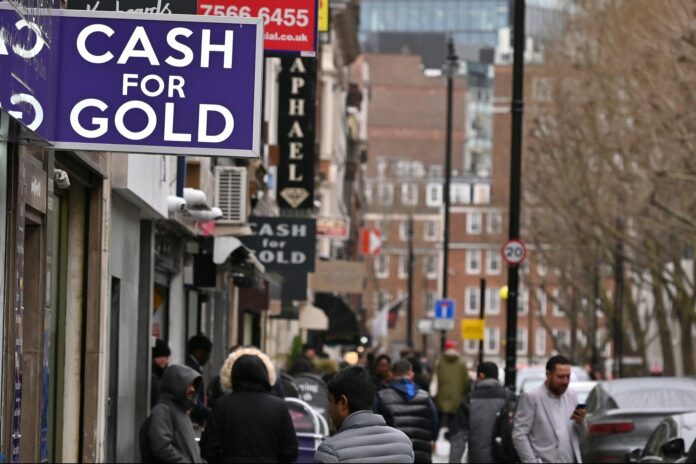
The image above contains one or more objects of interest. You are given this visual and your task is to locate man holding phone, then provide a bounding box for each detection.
[512,355,587,463]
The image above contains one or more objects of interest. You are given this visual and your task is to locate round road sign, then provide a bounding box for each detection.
[502,239,527,265]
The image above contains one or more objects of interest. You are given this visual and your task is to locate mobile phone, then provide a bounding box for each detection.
[575,403,586,410]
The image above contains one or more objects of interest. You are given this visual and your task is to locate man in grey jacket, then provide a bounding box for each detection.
[145,363,204,463]
[512,355,586,463]
[314,366,414,463]
[449,362,514,463]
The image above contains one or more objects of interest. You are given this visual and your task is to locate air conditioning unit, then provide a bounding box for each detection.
[215,166,248,224]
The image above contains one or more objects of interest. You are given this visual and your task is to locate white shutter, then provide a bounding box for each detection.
[215,166,247,224]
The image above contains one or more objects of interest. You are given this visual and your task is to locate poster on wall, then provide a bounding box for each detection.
[276,56,316,210]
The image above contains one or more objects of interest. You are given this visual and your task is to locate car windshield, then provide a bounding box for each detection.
[612,389,696,410]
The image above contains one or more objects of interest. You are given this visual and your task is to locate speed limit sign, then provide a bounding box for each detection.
[502,239,527,266]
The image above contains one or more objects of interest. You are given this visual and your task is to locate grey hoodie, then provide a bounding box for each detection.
[149,364,203,463]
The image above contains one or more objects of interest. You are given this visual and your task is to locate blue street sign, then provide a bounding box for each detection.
[434,299,455,319]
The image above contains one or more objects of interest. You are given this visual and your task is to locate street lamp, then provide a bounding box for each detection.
[441,36,458,351]
[504,0,526,390]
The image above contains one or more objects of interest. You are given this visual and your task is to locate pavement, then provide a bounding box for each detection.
[433,428,463,463]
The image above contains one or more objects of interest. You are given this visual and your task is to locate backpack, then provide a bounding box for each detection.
[491,396,519,464]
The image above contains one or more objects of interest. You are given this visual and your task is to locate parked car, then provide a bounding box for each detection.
[514,365,591,395]
[628,412,696,463]
[580,377,696,463]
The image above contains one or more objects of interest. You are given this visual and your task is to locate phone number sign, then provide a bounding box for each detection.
[198,0,318,56]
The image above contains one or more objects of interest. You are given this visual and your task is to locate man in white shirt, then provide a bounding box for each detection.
[512,355,586,463]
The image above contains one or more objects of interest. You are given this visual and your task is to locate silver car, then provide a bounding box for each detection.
[633,412,696,463]
[580,377,696,463]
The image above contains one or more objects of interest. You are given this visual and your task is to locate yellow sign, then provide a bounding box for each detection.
[318,0,330,32]
[461,319,485,341]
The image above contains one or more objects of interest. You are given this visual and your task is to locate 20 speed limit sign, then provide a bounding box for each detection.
[502,239,527,266]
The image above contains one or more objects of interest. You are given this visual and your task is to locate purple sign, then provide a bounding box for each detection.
[0,5,263,157]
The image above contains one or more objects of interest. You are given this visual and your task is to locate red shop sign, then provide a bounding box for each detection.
[197,0,318,56]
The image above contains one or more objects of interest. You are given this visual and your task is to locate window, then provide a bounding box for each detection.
[473,184,490,204]
[377,183,394,205]
[537,262,547,277]
[399,220,408,241]
[467,212,482,234]
[516,327,528,355]
[377,158,388,179]
[552,328,570,352]
[552,289,564,317]
[426,183,443,207]
[466,249,481,274]
[425,291,436,316]
[536,288,547,315]
[398,254,408,279]
[465,287,480,315]
[487,287,501,315]
[424,255,437,280]
[365,183,373,205]
[451,183,470,204]
[375,254,389,278]
[487,212,503,234]
[486,250,501,275]
[424,220,438,241]
[535,329,546,356]
[428,165,443,178]
[485,327,500,354]
[518,286,529,315]
[401,183,418,206]
[533,77,552,102]
[465,339,479,354]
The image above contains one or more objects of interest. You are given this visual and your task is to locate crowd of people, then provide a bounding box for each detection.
[142,335,587,463]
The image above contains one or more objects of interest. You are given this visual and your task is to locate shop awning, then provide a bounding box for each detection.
[298,302,329,331]
[314,293,360,342]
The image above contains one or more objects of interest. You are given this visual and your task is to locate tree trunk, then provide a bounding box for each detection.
[624,284,648,376]
[651,270,676,376]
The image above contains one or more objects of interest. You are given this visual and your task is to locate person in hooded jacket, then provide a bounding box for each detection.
[433,340,470,432]
[144,363,204,463]
[200,348,298,463]
[374,360,438,463]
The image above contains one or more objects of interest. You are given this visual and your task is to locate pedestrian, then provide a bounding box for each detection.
[150,339,171,409]
[374,360,438,463]
[407,355,431,392]
[186,334,213,425]
[432,340,470,432]
[314,366,414,463]
[141,363,203,463]
[200,348,298,463]
[512,355,586,463]
[372,353,392,389]
[448,362,514,463]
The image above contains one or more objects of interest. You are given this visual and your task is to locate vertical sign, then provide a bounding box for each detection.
[277,56,316,210]
[318,0,329,32]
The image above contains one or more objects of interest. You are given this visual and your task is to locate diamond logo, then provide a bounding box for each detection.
[280,188,310,208]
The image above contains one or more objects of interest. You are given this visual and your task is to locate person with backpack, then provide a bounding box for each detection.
[448,362,514,463]
[140,363,204,463]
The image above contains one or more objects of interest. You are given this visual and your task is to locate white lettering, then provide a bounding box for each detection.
[289,164,303,181]
[291,225,307,237]
[168,76,186,98]
[10,94,43,131]
[114,100,157,140]
[289,58,306,73]
[165,27,194,67]
[122,73,139,95]
[288,98,305,117]
[70,98,109,138]
[289,142,303,160]
[141,74,166,97]
[14,20,45,59]
[164,102,191,142]
[200,29,233,69]
[287,121,304,138]
[77,24,115,64]
[276,224,289,237]
[290,77,305,94]
[117,26,160,65]
[198,104,234,143]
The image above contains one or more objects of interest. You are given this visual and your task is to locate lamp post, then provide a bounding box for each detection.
[504,0,526,390]
[407,215,414,348]
[441,37,458,351]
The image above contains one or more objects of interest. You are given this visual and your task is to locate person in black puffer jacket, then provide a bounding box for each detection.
[374,359,439,463]
[200,350,298,463]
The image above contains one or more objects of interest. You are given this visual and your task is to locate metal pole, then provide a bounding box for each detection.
[504,0,526,391]
[478,278,486,366]
[407,216,414,348]
[441,37,458,351]
[613,221,624,378]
